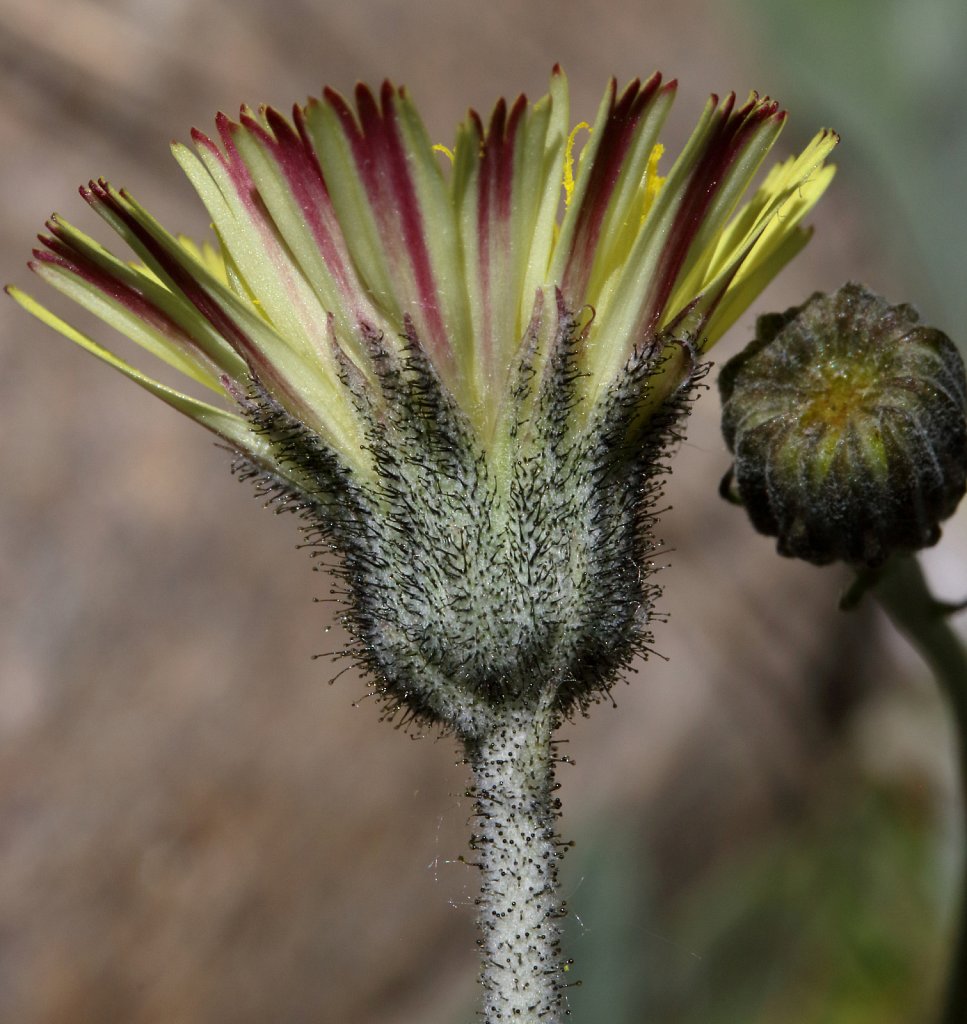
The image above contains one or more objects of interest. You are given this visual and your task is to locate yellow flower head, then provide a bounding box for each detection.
[13,69,834,481]
[9,70,837,731]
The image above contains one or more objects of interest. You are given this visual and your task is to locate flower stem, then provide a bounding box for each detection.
[466,688,570,1022]
[869,556,967,1024]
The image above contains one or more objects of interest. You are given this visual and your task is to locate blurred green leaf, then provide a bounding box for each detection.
[564,763,948,1023]
[739,0,967,350]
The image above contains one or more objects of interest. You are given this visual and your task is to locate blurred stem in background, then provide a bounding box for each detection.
[720,4,967,1009]
[865,557,967,1024]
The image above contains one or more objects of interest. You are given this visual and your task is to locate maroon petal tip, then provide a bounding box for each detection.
[745,98,782,125]
[353,81,376,106]
[236,116,257,137]
[355,83,381,126]
[509,93,528,120]
[379,79,396,102]
[487,96,508,136]
[191,128,229,167]
[265,106,297,141]
[214,112,241,152]
[82,181,111,205]
[621,77,643,98]
[323,86,353,123]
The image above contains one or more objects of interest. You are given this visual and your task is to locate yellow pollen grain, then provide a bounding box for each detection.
[563,122,591,207]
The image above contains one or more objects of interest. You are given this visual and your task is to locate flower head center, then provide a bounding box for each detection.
[801,357,880,431]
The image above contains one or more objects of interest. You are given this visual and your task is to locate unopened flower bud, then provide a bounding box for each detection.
[720,282,967,566]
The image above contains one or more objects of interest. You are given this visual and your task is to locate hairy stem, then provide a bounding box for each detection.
[871,556,967,1024]
[466,689,570,1022]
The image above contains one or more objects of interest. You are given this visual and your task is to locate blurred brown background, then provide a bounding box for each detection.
[2,1,966,1022]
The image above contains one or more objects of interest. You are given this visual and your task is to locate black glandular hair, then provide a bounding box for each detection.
[231,311,706,742]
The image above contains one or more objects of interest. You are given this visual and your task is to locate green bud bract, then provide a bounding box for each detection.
[720,283,967,566]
